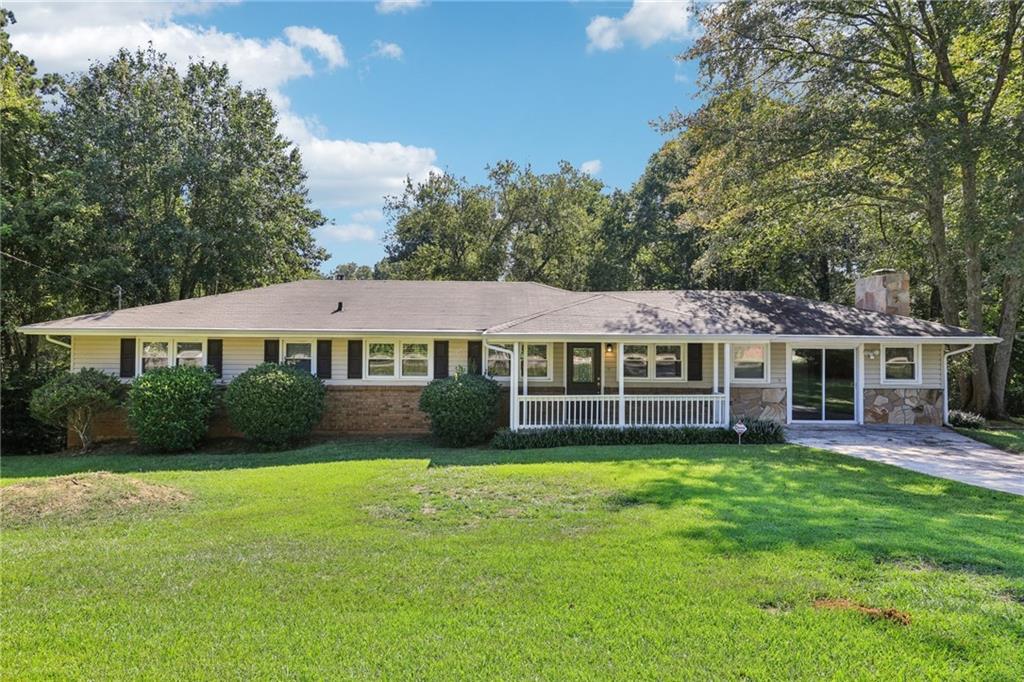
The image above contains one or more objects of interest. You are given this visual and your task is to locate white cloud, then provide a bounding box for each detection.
[283,26,347,69]
[586,1,695,52]
[580,159,602,175]
[322,223,377,242]
[353,209,385,223]
[375,0,427,15]
[370,40,403,61]
[7,2,440,212]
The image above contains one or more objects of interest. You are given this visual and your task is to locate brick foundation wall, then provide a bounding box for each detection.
[71,385,432,447]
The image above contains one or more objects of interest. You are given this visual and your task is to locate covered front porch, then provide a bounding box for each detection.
[488,340,744,430]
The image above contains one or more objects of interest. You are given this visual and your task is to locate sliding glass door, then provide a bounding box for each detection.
[790,348,856,422]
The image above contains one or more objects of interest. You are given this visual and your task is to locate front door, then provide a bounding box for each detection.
[790,347,856,422]
[566,343,602,394]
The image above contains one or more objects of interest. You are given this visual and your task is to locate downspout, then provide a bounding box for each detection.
[45,335,72,349]
[486,342,517,430]
[942,344,975,426]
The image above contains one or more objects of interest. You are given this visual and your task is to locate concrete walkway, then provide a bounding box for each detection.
[786,425,1024,496]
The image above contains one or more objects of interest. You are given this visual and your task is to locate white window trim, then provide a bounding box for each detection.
[136,337,208,376]
[731,342,770,385]
[363,338,434,381]
[621,343,688,382]
[486,343,554,382]
[279,338,316,375]
[879,343,922,385]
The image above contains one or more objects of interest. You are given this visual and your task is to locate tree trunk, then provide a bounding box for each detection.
[989,213,1024,417]
[959,158,992,415]
[923,179,959,326]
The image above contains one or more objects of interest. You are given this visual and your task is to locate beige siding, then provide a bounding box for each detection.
[448,340,468,375]
[863,342,943,389]
[222,338,264,381]
[71,336,122,376]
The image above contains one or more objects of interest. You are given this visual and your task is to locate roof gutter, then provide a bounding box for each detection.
[44,335,72,349]
[942,344,976,426]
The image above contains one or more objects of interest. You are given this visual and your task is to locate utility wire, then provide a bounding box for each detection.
[0,249,113,296]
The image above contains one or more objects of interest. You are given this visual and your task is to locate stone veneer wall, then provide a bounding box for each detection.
[730,387,787,423]
[863,388,942,425]
[70,385,431,447]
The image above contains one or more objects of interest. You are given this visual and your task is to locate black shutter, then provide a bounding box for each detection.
[119,338,136,378]
[467,341,483,375]
[347,340,363,379]
[317,339,332,379]
[687,343,703,381]
[264,339,279,364]
[434,341,449,379]
[207,339,223,378]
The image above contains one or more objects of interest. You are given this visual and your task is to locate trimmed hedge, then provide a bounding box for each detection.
[947,409,986,429]
[419,372,501,446]
[29,368,125,453]
[491,419,785,450]
[127,365,217,452]
[224,363,326,446]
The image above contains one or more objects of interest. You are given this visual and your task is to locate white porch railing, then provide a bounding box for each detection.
[517,394,727,429]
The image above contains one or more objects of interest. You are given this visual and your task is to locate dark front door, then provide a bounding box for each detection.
[566,343,602,394]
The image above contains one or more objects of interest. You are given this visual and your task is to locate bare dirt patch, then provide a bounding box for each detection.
[1,472,189,526]
[813,598,911,626]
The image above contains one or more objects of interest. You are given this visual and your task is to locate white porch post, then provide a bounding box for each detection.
[617,342,625,427]
[856,344,865,425]
[521,344,528,396]
[713,342,719,394]
[510,343,520,431]
[723,342,731,426]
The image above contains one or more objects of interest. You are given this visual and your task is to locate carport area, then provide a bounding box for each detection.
[787,425,1024,496]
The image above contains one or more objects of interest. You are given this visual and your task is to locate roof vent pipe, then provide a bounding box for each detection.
[333,301,344,313]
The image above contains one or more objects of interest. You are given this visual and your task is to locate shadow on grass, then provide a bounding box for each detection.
[611,448,1024,578]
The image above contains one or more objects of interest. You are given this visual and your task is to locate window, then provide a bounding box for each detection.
[365,339,434,379]
[485,343,552,380]
[175,341,204,367]
[732,343,768,382]
[655,345,682,378]
[621,344,686,380]
[284,342,313,373]
[401,342,429,377]
[623,344,649,378]
[141,341,170,373]
[368,342,396,377]
[882,345,920,383]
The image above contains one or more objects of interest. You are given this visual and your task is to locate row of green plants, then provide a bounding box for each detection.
[30,364,326,452]
[491,420,785,450]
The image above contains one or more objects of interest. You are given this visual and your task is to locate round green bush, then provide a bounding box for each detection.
[126,365,217,452]
[224,363,326,445]
[29,368,125,452]
[419,372,501,447]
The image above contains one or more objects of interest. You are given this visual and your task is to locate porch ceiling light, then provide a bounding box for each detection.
[605,343,614,354]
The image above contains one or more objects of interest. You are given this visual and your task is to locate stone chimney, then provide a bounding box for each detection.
[855,269,911,317]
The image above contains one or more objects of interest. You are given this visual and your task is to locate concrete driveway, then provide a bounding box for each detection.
[786,425,1024,496]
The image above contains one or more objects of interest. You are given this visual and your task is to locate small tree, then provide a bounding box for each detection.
[29,368,124,453]
[419,371,501,447]
[127,366,217,452]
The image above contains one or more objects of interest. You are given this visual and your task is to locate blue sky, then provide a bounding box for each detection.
[9,1,703,269]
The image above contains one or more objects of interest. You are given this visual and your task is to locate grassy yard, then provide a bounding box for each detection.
[2,440,1022,680]
[957,425,1024,455]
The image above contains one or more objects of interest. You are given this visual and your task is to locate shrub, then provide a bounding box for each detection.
[224,363,326,446]
[126,366,217,451]
[948,410,986,429]
[29,368,124,453]
[492,419,786,450]
[419,372,501,446]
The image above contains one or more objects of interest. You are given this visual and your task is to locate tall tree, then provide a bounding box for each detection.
[669,0,1022,416]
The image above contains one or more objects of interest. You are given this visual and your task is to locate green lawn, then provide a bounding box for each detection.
[957,426,1024,454]
[2,440,1023,680]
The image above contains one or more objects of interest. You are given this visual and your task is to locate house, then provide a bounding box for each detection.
[18,270,999,442]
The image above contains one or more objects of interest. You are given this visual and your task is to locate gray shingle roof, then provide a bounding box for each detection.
[18,279,996,341]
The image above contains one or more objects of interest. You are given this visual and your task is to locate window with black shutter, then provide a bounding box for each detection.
[434,341,449,379]
[687,343,703,381]
[207,339,223,378]
[347,339,362,379]
[316,340,332,379]
[467,341,482,375]
[264,339,280,364]
[119,338,136,378]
